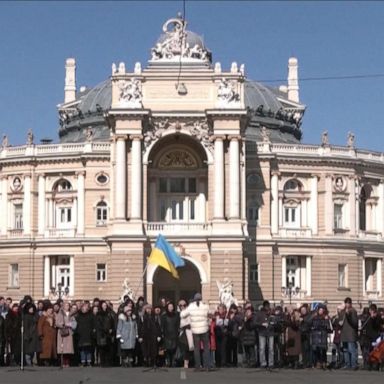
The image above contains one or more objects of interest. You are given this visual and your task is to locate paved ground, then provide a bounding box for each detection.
[0,367,383,384]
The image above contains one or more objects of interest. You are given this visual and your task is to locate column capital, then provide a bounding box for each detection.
[271,170,280,177]
[23,173,32,179]
[114,134,129,142]
[130,134,143,141]
[310,174,320,180]
[211,135,226,142]
[75,171,86,177]
[227,134,242,141]
[36,172,46,178]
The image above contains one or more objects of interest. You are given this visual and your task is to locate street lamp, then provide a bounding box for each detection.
[281,283,300,304]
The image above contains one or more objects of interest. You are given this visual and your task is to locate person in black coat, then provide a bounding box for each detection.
[359,304,383,369]
[161,302,180,367]
[0,313,5,366]
[75,303,96,366]
[138,304,162,367]
[241,307,257,368]
[95,301,115,367]
[5,304,21,365]
[23,303,39,366]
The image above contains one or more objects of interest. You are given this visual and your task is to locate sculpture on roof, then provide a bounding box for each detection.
[261,126,270,143]
[216,78,240,107]
[321,130,329,146]
[2,135,8,149]
[118,78,142,108]
[27,129,34,146]
[347,131,355,148]
[151,15,210,62]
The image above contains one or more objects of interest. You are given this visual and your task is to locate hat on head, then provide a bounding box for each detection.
[193,293,202,302]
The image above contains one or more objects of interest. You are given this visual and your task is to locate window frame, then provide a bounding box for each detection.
[96,263,107,282]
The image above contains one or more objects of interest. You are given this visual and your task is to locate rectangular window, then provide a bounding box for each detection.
[14,204,23,229]
[190,199,195,220]
[170,178,185,193]
[334,204,343,230]
[247,206,259,224]
[159,178,167,193]
[338,264,347,288]
[284,206,299,228]
[59,207,72,223]
[249,264,259,283]
[188,178,196,193]
[96,263,107,282]
[9,264,19,287]
[365,258,377,292]
[160,200,167,221]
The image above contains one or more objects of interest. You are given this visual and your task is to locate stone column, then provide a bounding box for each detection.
[229,135,240,219]
[69,256,75,296]
[48,198,54,228]
[198,177,206,222]
[302,199,308,227]
[77,172,85,235]
[306,256,312,297]
[377,258,382,297]
[38,174,46,236]
[23,174,31,235]
[213,136,225,219]
[324,175,333,235]
[115,135,127,220]
[240,142,247,221]
[0,177,7,236]
[379,180,384,237]
[130,135,142,220]
[310,175,318,235]
[281,256,287,288]
[271,172,279,234]
[349,176,356,236]
[44,256,50,297]
[149,178,157,221]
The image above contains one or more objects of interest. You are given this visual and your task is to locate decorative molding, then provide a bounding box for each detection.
[216,78,240,108]
[117,78,143,108]
[158,149,198,169]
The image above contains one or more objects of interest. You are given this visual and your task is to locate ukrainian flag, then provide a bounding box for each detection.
[148,234,185,279]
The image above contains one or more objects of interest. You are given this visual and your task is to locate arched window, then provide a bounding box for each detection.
[96,201,108,226]
[359,185,372,231]
[54,179,72,192]
[247,200,259,225]
[284,179,303,192]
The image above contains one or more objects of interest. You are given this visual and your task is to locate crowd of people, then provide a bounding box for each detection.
[0,294,383,371]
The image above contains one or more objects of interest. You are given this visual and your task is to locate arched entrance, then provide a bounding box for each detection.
[152,259,201,304]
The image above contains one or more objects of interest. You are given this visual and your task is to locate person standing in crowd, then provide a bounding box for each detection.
[339,297,359,370]
[56,301,76,368]
[214,304,228,367]
[161,301,180,367]
[359,303,383,370]
[256,300,275,370]
[310,304,332,369]
[95,301,115,367]
[75,302,95,367]
[38,305,57,366]
[116,305,138,367]
[5,303,21,365]
[299,305,312,368]
[23,303,39,366]
[178,300,193,369]
[138,304,162,368]
[181,293,211,372]
[208,311,217,368]
[241,306,257,368]
[285,309,302,369]
[0,307,5,366]
[227,305,242,367]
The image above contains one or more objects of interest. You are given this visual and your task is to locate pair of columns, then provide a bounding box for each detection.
[213,135,241,220]
[115,135,142,221]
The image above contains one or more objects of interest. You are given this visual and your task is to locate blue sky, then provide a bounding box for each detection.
[0,1,383,151]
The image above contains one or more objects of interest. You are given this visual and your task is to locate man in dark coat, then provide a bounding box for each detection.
[161,302,180,367]
[5,304,21,365]
[0,311,5,366]
[76,303,96,366]
[23,303,39,366]
[95,301,115,367]
[241,307,257,368]
[339,297,358,370]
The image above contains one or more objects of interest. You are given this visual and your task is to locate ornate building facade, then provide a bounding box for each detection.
[0,16,383,309]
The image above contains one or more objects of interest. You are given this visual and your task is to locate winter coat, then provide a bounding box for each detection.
[116,313,138,350]
[285,318,301,356]
[241,314,257,346]
[339,308,358,342]
[255,309,276,337]
[23,313,39,355]
[0,315,5,344]
[55,310,76,354]
[138,313,162,359]
[161,312,180,351]
[209,319,216,350]
[95,310,115,347]
[181,302,209,335]
[310,315,332,349]
[360,315,383,346]
[215,315,229,340]
[38,314,57,359]
[75,311,95,348]
[5,311,21,357]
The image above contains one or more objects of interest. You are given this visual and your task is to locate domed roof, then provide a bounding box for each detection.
[58,79,303,143]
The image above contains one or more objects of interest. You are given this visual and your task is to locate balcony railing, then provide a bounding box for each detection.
[278,228,312,238]
[8,229,24,238]
[145,222,212,236]
[45,228,77,238]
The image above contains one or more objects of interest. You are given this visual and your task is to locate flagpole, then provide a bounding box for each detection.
[134,261,149,301]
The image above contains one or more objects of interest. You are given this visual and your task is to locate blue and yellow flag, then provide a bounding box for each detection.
[148,234,185,279]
